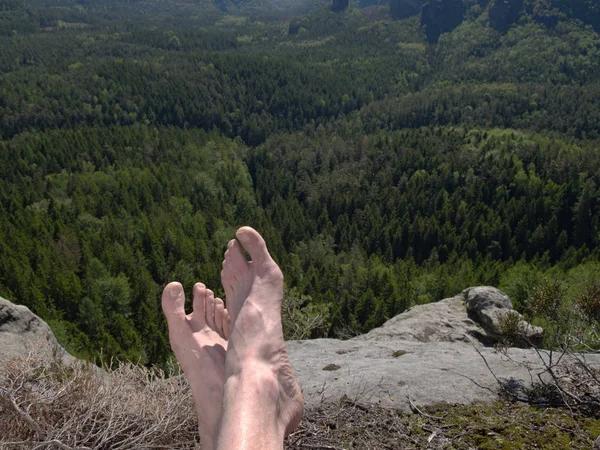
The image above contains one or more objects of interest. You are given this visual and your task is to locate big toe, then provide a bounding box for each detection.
[236,226,271,264]
[162,282,186,327]
[223,239,247,275]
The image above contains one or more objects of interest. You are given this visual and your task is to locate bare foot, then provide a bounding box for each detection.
[221,226,304,436]
[162,281,229,450]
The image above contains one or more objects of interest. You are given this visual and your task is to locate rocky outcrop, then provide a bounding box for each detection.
[1,288,591,414]
[289,336,579,409]
[489,0,524,32]
[0,295,76,367]
[354,292,483,344]
[289,287,594,410]
[421,0,466,43]
[331,0,349,12]
[389,0,422,20]
[465,286,543,345]
[356,286,542,347]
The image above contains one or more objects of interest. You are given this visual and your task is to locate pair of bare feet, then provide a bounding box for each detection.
[161,227,304,450]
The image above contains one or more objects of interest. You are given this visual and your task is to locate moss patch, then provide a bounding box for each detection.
[286,400,600,449]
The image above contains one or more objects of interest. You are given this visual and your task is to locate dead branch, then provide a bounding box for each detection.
[406,394,446,420]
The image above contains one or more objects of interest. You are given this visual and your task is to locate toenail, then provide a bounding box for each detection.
[169,284,183,298]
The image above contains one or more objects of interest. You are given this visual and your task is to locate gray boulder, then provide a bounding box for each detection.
[465,286,543,345]
[287,287,582,411]
[356,286,542,347]
[288,337,597,410]
[0,295,76,368]
[465,286,513,312]
[355,293,483,344]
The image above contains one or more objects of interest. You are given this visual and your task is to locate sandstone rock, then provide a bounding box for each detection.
[287,337,600,410]
[389,0,422,20]
[465,286,512,312]
[0,295,76,367]
[356,286,541,347]
[355,293,484,344]
[331,0,349,12]
[421,0,466,43]
[288,288,580,410]
[284,286,558,410]
[465,286,543,345]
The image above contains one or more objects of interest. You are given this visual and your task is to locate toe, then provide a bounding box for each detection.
[162,282,187,329]
[236,226,271,264]
[214,298,225,337]
[190,282,207,330]
[221,240,246,298]
[223,309,231,339]
[220,268,231,292]
[223,239,247,273]
[205,289,217,329]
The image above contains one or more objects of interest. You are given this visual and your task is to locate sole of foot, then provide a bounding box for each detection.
[221,226,304,435]
[162,281,229,450]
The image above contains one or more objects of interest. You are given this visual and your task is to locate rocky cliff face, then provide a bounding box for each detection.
[417,0,599,44]
[389,0,422,20]
[421,0,466,43]
[0,295,76,367]
[291,286,554,409]
[552,0,600,31]
[331,0,349,12]
[489,0,525,32]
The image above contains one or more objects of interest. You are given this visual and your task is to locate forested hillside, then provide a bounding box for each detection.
[1,0,600,367]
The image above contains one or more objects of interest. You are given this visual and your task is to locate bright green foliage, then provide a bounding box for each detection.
[0,126,257,365]
[499,262,542,311]
[282,287,331,340]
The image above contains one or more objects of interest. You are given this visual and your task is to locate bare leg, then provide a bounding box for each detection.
[219,226,304,450]
[161,282,229,450]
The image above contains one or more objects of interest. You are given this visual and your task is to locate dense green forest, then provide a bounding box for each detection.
[2,0,600,367]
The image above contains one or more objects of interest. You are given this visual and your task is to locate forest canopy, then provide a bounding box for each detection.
[1,0,600,367]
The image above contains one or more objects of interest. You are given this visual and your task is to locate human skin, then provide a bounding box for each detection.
[217,226,304,449]
[162,226,303,450]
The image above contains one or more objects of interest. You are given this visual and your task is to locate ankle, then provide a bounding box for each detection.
[219,364,286,449]
[198,427,218,450]
[227,363,280,411]
[225,360,278,391]
[223,363,284,434]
